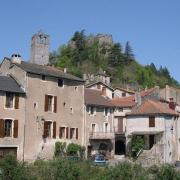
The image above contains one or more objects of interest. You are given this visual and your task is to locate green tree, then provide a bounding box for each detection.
[124,41,134,60]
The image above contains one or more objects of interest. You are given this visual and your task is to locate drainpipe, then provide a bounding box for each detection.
[22,73,28,162]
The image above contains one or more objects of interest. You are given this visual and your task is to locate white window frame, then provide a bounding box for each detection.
[3,118,14,138]
[47,94,55,112]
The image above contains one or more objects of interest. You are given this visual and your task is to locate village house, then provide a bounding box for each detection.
[126,99,179,165]
[0,75,25,160]
[0,31,85,161]
[84,88,114,158]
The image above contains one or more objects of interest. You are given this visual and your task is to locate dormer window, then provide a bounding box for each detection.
[58,79,64,87]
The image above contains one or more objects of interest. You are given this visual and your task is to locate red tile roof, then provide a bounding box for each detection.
[85,88,113,107]
[111,88,156,108]
[128,99,179,116]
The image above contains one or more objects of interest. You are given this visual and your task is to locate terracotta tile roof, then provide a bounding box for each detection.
[128,99,179,116]
[85,88,113,107]
[111,97,136,107]
[111,87,156,107]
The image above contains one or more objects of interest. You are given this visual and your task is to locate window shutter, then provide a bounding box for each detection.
[0,119,4,138]
[13,120,18,138]
[66,127,69,139]
[76,128,78,140]
[53,121,56,138]
[44,95,48,112]
[70,128,72,139]
[149,117,155,127]
[59,127,62,138]
[54,96,57,113]
[43,121,48,138]
[15,94,19,109]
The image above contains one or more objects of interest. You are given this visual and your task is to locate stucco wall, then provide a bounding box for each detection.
[0,91,25,160]
[24,73,84,161]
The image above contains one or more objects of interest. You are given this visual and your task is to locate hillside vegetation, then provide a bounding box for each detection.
[50,30,179,89]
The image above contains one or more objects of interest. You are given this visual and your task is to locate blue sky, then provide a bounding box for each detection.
[0,0,180,82]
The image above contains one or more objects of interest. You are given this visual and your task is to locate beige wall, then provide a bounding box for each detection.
[85,105,114,156]
[0,59,85,161]
[24,73,84,161]
[0,91,25,160]
[126,115,178,163]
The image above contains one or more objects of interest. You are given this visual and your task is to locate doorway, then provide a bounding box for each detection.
[115,140,125,155]
[149,135,155,149]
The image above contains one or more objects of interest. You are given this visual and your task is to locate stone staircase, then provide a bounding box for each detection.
[136,144,164,167]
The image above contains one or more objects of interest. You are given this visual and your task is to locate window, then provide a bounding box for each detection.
[104,123,108,132]
[102,87,106,96]
[58,79,64,87]
[104,107,110,116]
[44,95,57,113]
[43,121,52,138]
[59,127,66,139]
[42,75,46,81]
[89,106,96,115]
[122,92,126,97]
[149,116,155,127]
[92,124,96,133]
[70,107,73,114]
[47,95,53,111]
[5,93,19,109]
[70,128,75,139]
[5,93,14,108]
[0,119,18,138]
[97,84,101,90]
[4,119,12,137]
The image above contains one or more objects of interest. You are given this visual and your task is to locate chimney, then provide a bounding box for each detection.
[169,98,176,110]
[135,92,141,106]
[11,54,21,64]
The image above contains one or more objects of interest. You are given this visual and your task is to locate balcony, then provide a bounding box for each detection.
[114,127,125,134]
[89,131,114,140]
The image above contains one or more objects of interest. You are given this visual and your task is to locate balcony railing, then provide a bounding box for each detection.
[89,131,114,139]
[114,127,125,134]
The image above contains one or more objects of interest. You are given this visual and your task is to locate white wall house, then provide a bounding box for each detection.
[126,99,179,164]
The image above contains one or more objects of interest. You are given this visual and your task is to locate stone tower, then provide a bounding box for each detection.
[30,31,49,65]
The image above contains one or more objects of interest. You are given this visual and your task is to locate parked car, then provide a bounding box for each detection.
[93,154,107,166]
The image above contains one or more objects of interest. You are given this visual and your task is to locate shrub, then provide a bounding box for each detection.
[155,164,180,180]
[131,135,144,158]
[66,143,80,156]
[54,141,66,157]
[0,154,27,180]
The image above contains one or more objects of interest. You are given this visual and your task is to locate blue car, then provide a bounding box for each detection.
[93,154,106,166]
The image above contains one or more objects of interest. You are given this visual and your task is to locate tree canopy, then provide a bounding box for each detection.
[50,30,179,89]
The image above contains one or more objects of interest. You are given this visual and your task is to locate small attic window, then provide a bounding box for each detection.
[42,75,46,81]
[58,79,64,87]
